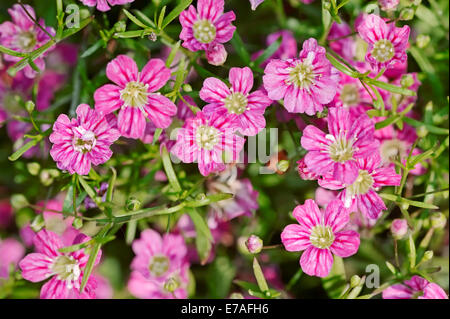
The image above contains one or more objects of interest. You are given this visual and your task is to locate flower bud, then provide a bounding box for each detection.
[126,197,142,212]
[40,169,55,186]
[164,276,180,293]
[114,21,126,33]
[400,74,414,88]
[206,43,228,66]
[72,217,83,230]
[229,292,244,299]
[422,250,433,262]
[391,219,408,240]
[182,83,193,92]
[277,160,290,173]
[148,32,157,42]
[245,235,263,254]
[27,162,40,176]
[25,100,35,113]
[416,125,428,138]
[11,194,29,210]
[416,34,430,49]
[30,214,45,232]
[350,275,361,288]
[399,7,415,21]
[430,213,447,230]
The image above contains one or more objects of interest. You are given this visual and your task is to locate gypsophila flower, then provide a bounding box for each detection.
[357,14,410,71]
[79,0,135,12]
[383,276,448,299]
[263,38,340,115]
[200,67,272,136]
[281,199,360,278]
[49,104,120,175]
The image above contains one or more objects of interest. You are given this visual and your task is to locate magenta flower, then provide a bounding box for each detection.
[171,111,245,176]
[301,107,379,185]
[94,55,176,139]
[0,4,55,78]
[383,276,448,299]
[200,67,272,136]
[379,0,399,11]
[327,22,355,62]
[128,229,190,299]
[179,0,236,63]
[297,158,319,180]
[281,199,360,278]
[19,229,100,299]
[0,199,13,229]
[319,153,401,220]
[0,238,25,278]
[263,38,340,115]
[49,104,120,175]
[79,0,134,12]
[357,14,410,71]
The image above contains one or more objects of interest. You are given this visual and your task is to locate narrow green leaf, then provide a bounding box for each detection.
[8,138,41,161]
[375,115,401,130]
[253,257,269,292]
[253,38,282,66]
[166,41,181,68]
[326,52,357,77]
[161,0,193,29]
[123,9,151,29]
[231,32,251,64]
[188,208,213,264]
[157,6,167,30]
[365,77,416,96]
[403,117,449,135]
[161,146,182,192]
[380,193,439,209]
[80,40,103,58]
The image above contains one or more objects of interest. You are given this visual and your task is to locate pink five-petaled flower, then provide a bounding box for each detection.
[171,111,245,176]
[301,107,379,185]
[79,0,134,12]
[49,104,120,176]
[179,0,236,64]
[128,229,190,299]
[94,55,176,139]
[200,67,272,136]
[0,4,55,78]
[19,229,100,299]
[319,152,401,220]
[281,199,360,278]
[357,14,410,71]
[263,38,340,115]
[383,276,448,299]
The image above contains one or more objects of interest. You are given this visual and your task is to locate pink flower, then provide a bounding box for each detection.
[19,229,100,299]
[179,0,236,63]
[379,0,399,11]
[263,38,340,115]
[49,104,120,175]
[205,43,228,66]
[249,0,265,10]
[79,0,134,12]
[94,55,176,139]
[391,218,408,239]
[200,67,272,136]
[266,30,298,61]
[0,4,55,78]
[357,14,410,71]
[319,153,401,220]
[327,22,355,62]
[171,111,245,176]
[301,107,379,185]
[128,229,190,299]
[383,276,448,299]
[281,199,360,278]
[0,238,25,278]
[297,158,319,180]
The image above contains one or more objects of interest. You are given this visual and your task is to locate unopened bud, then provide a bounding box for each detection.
[25,100,35,113]
[400,74,414,88]
[277,160,290,173]
[422,250,433,262]
[148,32,157,42]
[430,213,446,230]
[323,1,331,10]
[229,292,244,299]
[182,84,193,92]
[126,197,141,212]
[206,43,227,66]
[245,235,263,254]
[164,276,180,293]
[72,217,83,229]
[391,219,408,240]
[11,194,29,210]
[30,214,45,232]
[114,21,126,33]
[399,7,415,21]
[416,34,430,48]
[416,125,428,138]
[350,275,361,288]
[40,170,55,186]
[386,261,397,275]
[27,162,40,176]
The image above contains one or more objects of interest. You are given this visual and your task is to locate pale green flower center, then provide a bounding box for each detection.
[346,170,374,197]
[224,92,248,114]
[149,255,170,277]
[327,134,355,163]
[310,225,335,249]
[288,62,315,89]
[380,139,408,164]
[372,39,395,63]
[52,255,81,288]
[120,81,149,108]
[16,31,36,52]
[340,84,360,106]
[72,126,97,153]
[195,125,221,150]
[193,19,216,44]
[164,276,181,293]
